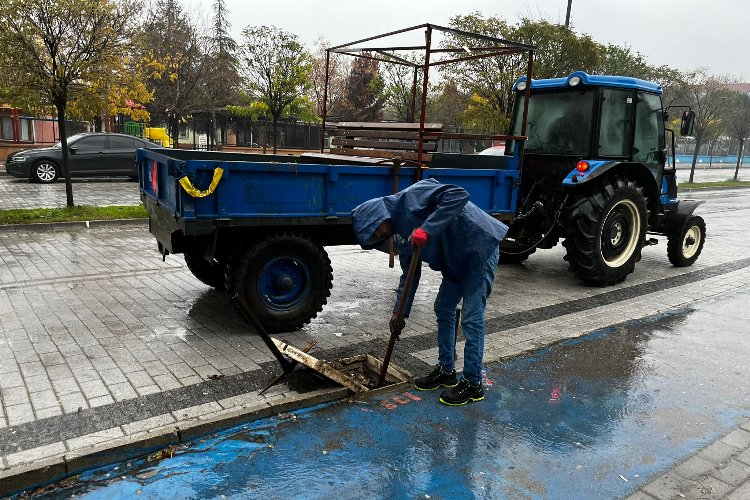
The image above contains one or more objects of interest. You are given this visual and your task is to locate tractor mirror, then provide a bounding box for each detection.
[680,110,695,136]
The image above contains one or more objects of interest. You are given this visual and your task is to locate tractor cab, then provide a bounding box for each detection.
[501,72,704,285]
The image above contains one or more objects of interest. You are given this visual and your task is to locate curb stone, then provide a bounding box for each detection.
[0,386,348,497]
[0,218,147,233]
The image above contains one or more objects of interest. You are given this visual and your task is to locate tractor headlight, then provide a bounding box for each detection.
[569,76,582,86]
[517,81,527,91]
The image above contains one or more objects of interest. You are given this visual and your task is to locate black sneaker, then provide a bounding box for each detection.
[439,378,484,406]
[414,365,458,391]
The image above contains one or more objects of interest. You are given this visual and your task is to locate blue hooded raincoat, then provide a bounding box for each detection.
[351,178,508,316]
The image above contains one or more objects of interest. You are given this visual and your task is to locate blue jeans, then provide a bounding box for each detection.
[434,247,499,385]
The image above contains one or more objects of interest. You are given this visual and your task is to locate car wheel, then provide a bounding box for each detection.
[32,160,59,183]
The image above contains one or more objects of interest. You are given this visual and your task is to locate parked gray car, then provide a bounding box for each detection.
[4,133,157,183]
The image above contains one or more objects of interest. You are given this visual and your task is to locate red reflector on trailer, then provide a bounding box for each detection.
[576,161,590,172]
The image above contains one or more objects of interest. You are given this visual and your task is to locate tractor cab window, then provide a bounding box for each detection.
[598,89,634,157]
[511,89,595,155]
[633,92,665,164]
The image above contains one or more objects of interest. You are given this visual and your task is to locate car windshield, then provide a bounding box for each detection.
[511,88,595,155]
[52,133,87,148]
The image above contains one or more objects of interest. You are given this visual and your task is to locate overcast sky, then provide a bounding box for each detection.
[220,0,749,81]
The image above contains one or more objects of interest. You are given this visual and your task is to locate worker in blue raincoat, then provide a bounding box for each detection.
[352,178,508,405]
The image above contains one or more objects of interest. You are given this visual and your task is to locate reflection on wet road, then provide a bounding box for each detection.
[50,287,750,499]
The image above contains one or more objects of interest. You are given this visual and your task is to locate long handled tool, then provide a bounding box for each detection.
[377,246,422,387]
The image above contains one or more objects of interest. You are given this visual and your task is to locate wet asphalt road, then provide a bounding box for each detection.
[45,286,750,499]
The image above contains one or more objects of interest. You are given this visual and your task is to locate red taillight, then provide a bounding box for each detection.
[576,161,590,172]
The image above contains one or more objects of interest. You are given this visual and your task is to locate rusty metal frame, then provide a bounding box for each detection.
[320,23,537,179]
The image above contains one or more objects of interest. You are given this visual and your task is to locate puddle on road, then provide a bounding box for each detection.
[28,287,750,499]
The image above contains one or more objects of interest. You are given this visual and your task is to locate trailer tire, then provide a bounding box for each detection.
[499,247,536,264]
[667,215,705,267]
[225,233,333,333]
[184,252,226,290]
[563,177,647,286]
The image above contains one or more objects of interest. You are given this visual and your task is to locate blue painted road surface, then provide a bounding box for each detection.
[35,286,750,499]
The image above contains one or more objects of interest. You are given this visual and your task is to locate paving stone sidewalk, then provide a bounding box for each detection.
[0,174,140,209]
[629,420,750,500]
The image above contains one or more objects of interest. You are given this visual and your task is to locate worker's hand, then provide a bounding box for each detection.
[410,227,429,247]
[389,312,406,337]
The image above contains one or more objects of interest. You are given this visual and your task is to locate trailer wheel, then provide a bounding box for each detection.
[184,252,226,290]
[563,177,648,286]
[667,215,705,267]
[499,247,536,264]
[226,233,333,333]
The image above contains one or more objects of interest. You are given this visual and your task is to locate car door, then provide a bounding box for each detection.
[69,135,107,175]
[107,135,139,175]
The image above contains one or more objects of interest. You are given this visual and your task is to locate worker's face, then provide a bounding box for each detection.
[373,219,393,239]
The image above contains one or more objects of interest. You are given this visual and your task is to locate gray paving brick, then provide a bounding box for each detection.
[108,382,137,402]
[121,413,176,435]
[79,379,109,399]
[2,386,31,406]
[642,472,687,499]
[19,361,46,377]
[0,370,24,389]
[680,475,733,499]
[721,428,750,450]
[125,370,155,389]
[699,441,742,465]
[60,392,89,413]
[52,377,81,395]
[34,406,62,419]
[23,373,53,393]
[135,385,161,397]
[4,441,66,467]
[152,374,181,391]
[5,403,35,426]
[711,458,750,487]
[29,390,59,410]
[99,368,128,385]
[65,426,125,450]
[167,362,198,379]
[88,394,115,408]
[46,363,74,381]
[674,455,718,479]
[625,491,657,500]
[727,480,750,500]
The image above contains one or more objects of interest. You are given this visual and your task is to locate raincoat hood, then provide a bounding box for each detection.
[351,197,392,250]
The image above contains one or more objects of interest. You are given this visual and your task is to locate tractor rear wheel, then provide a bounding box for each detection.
[563,177,648,286]
[225,233,333,333]
[667,215,705,267]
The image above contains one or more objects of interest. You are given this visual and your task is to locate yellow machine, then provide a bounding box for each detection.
[144,127,174,148]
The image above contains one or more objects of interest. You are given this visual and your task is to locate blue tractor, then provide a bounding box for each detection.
[499,71,705,285]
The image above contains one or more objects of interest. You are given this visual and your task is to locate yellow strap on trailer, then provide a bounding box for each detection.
[179,167,224,198]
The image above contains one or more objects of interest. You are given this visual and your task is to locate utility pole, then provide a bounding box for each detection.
[565,0,572,28]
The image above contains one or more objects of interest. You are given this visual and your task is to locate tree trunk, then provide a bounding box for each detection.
[262,115,268,154]
[689,132,703,184]
[272,116,278,154]
[55,102,75,208]
[171,115,180,149]
[736,138,745,181]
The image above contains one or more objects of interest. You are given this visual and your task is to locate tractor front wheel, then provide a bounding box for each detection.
[563,177,648,286]
[225,233,333,333]
[667,215,705,267]
[184,252,226,290]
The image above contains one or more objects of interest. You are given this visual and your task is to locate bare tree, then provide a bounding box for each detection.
[725,92,750,180]
[685,70,733,183]
[310,38,349,119]
[0,0,142,207]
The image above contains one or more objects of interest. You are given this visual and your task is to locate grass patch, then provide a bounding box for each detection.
[0,205,147,225]
[680,179,750,189]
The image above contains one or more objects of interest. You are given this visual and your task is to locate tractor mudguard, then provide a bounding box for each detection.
[670,199,705,216]
[561,160,617,187]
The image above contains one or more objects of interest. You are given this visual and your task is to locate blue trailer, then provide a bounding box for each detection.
[137,144,522,332]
